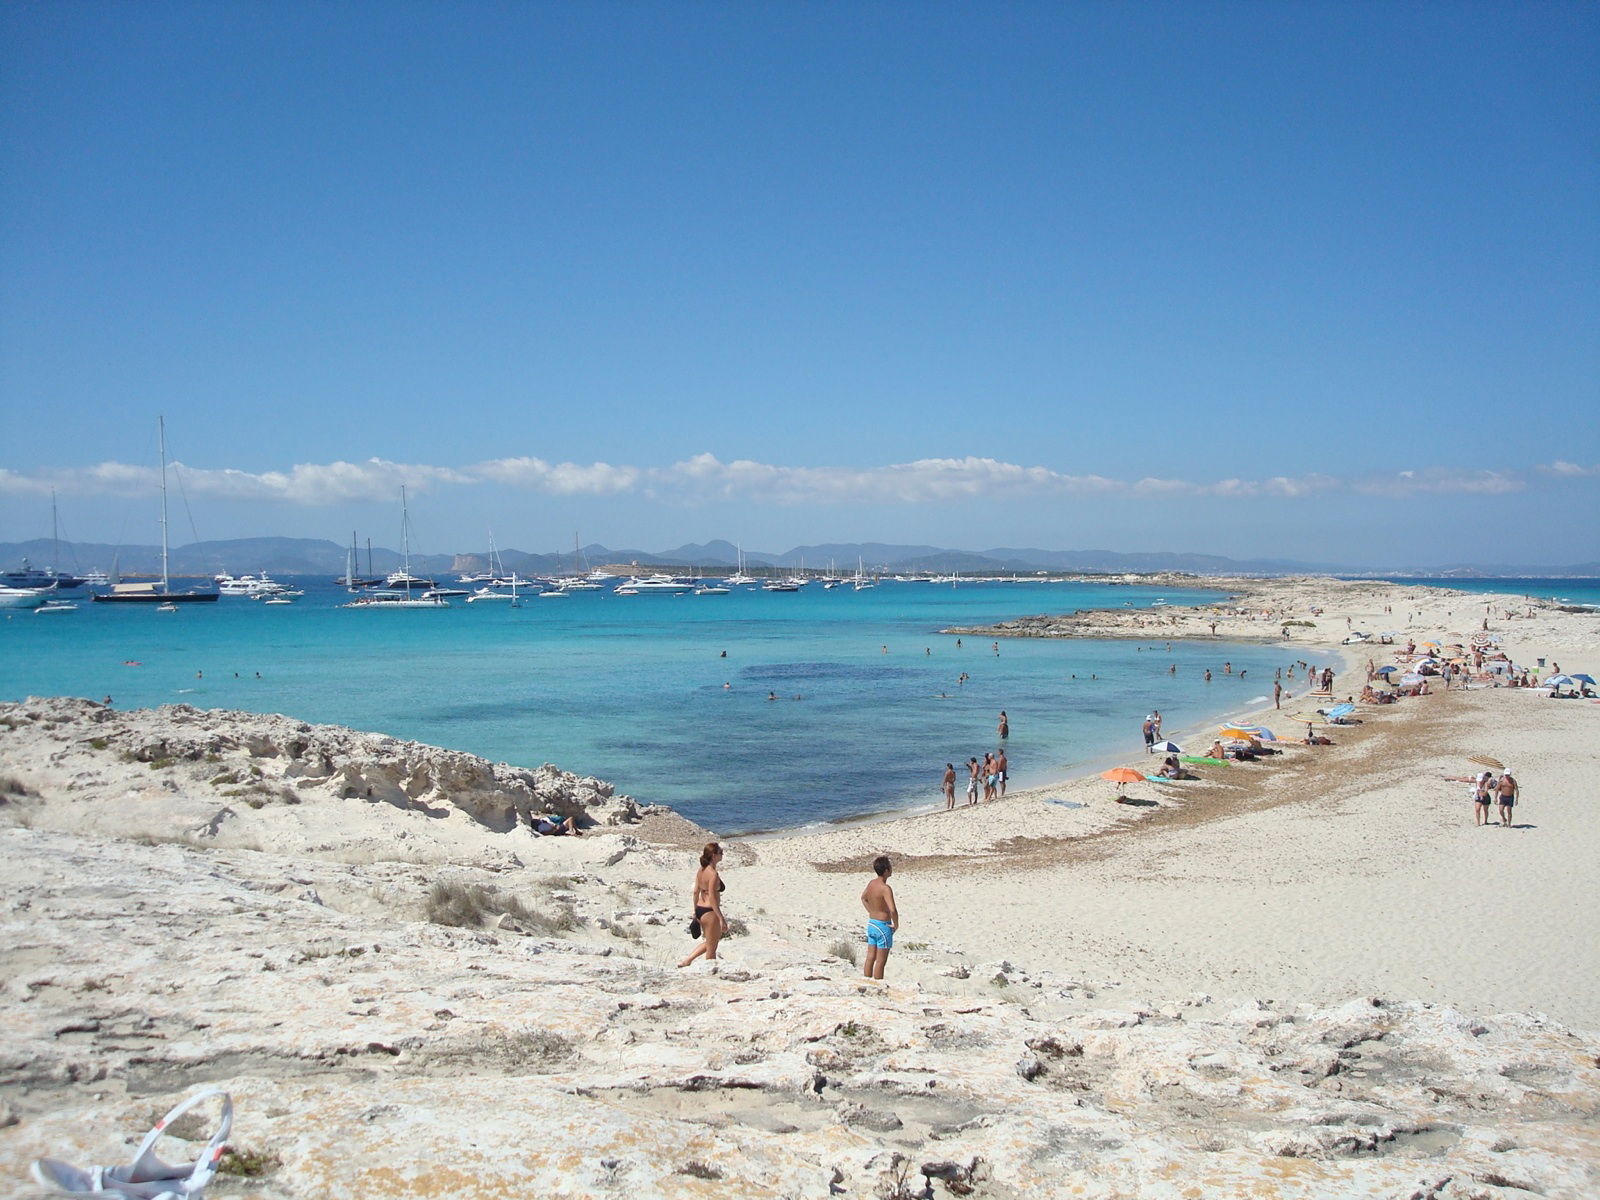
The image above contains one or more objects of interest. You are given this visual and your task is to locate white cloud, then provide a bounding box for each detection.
[1352,468,1524,498]
[1538,460,1600,478]
[1,453,1583,507]
[472,456,642,495]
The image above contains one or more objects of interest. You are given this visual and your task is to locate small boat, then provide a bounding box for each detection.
[694,585,731,595]
[35,600,78,613]
[156,602,179,613]
[263,596,294,606]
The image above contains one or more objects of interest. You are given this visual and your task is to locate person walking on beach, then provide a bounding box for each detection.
[966,757,981,805]
[1496,770,1519,827]
[1474,772,1493,826]
[998,710,1009,740]
[996,747,1008,798]
[861,856,899,980]
[1151,710,1162,739]
[1142,715,1155,753]
[942,762,956,810]
[678,842,726,968]
[1273,681,1282,709]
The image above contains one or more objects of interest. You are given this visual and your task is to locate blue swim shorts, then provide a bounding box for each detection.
[866,919,894,949]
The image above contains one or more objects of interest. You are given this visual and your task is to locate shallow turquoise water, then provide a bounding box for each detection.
[1,579,1306,831]
[1373,577,1600,608]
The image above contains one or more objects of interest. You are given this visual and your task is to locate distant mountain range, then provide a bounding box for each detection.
[3,536,1597,579]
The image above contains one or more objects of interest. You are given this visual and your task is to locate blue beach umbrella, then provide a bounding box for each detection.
[1571,673,1595,685]
[1543,674,1574,688]
[1375,665,1398,675]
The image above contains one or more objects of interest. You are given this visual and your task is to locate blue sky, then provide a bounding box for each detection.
[2,1,1596,567]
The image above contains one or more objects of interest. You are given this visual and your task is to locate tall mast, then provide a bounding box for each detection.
[158,416,170,592]
[50,489,60,572]
[401,485,411,576]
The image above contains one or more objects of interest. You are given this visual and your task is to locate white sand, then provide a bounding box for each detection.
[722,579,1600,1027]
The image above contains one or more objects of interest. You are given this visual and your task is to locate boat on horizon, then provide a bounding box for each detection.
[93,418,219,605]
[343,487,450,609]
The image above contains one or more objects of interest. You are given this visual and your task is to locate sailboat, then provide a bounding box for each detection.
[342,487,448,608]
[2,491,87,591]
[93,419,219,604]
[852,557,876,591]
[723,544,759,587]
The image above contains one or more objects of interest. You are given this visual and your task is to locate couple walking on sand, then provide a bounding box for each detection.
[680,844,900,981]
[1472,770,1519,827]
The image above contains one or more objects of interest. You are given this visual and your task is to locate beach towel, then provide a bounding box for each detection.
[33,1089,232,1200]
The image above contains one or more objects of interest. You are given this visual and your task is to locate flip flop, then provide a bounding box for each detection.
[33,1089,232,1199]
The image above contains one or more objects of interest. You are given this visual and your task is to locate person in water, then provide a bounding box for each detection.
[861,855,899,980]
[678,842,726,967]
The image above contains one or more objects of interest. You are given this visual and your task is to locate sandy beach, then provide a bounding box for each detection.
[2,576,1597,1197]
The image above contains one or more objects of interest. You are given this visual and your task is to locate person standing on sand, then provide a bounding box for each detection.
[1152,710,1162,739]
[861,856,899,980]
[966,757,981,805]
[998,710,1009,740]
[1142,715,1155,753]
[996,746,1008,798]
[1474,772,1493,826]
[982,752,997,802]
[1496,770,1519,826]
[942,762,956,810]
[678,842,726,967]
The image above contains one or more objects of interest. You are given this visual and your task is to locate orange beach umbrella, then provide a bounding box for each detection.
[1101,766,1144,797]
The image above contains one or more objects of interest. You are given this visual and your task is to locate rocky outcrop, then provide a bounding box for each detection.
[0,697,639,849]
[0,825,1595,1199]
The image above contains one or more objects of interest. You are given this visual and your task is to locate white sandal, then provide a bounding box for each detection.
[32,1088,233,1199]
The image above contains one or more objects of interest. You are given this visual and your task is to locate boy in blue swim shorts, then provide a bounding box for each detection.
[860,855,899,980]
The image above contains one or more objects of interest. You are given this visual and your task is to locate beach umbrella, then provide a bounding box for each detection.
[1151,740,1183,754]
[1572,673,1595,685]
[1400,673,1425,685]
[1543,674,1574,689]
[1101,766,1144,797]
[1468,754,1504,770]
[1375,665,1398,675]
[1326,703,1355,719]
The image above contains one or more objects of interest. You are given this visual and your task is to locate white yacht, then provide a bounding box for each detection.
[0,586,47,610]
[215,572,289,597]
[615,574,693,595]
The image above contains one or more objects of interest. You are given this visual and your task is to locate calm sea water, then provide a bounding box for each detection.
[3,579,1318,832]
[1373,577,1600,608]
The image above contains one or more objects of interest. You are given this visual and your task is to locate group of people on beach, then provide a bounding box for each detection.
[935,710,1010,809]
[680,842,900,980]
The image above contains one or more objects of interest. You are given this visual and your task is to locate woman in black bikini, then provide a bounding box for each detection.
[678,841,725,967]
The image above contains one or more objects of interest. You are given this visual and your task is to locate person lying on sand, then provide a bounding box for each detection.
[533,813,582,836]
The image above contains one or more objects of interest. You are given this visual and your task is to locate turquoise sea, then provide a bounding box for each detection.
[3,579,1318,832]
[1374,577,1600,609]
